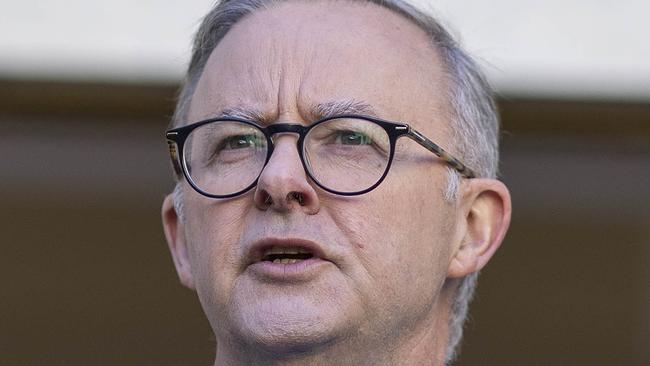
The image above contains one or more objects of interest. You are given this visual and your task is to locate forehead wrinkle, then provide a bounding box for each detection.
[274,22,320,125]
[295,35,322,123]
[202,9,286,123]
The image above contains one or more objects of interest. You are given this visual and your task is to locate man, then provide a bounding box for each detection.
[162,0,511,365]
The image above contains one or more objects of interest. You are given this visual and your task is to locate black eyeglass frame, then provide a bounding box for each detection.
[166,114,475,199]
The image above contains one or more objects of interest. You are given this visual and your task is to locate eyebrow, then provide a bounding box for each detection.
[206,99,379,124]
[311,99,379,119]
[214,106,267,122]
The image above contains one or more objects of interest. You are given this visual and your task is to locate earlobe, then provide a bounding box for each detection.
[162,194,196,289]
[448,179,512,279]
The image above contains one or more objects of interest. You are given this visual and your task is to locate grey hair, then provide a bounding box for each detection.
[172,183,185,222]
[169,0,500,364]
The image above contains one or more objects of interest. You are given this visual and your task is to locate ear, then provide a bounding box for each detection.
[447,178,512,278]
[162,193,196,289]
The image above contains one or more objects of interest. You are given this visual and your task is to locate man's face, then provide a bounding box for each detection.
[174,1,463,352]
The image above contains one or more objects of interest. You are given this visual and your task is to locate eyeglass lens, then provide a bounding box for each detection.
[182,117,391,196]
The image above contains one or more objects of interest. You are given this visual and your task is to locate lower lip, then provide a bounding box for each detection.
[248,258,331,281]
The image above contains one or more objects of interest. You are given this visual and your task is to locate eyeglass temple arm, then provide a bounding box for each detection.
[166,140,184,180]
[405,128,476,179]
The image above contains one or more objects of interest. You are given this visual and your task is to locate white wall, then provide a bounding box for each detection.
[1,0,648,100]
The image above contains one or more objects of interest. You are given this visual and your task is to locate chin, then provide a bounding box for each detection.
[229,295,348,354]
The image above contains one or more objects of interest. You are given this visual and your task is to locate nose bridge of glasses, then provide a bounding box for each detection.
[265,123,308,137]
[263,123,307,166]
[260,124,310,187]
[264,123,310,152]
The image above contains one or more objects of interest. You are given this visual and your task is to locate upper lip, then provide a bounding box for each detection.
[247,237,331,265]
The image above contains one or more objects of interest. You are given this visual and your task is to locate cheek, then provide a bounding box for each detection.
[184,198,250,312]
[376,166,452,246]
[330,170,454,296]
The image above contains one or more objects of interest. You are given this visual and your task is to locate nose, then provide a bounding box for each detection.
[253,134,320,214]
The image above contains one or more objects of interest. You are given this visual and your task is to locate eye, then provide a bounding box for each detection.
[305,118,390,155]
[223,134,261,149]
[334,130,372,146]
[206,133,265,164]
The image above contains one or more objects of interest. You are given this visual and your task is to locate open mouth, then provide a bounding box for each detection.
[260,246,315,264]
[248,240,330,279]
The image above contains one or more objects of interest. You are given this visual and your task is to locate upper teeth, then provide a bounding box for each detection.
[263,246,311,256]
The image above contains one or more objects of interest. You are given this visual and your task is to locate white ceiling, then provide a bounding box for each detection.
[1,0,648,101]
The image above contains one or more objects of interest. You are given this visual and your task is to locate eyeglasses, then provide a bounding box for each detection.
[166,114,475,198]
